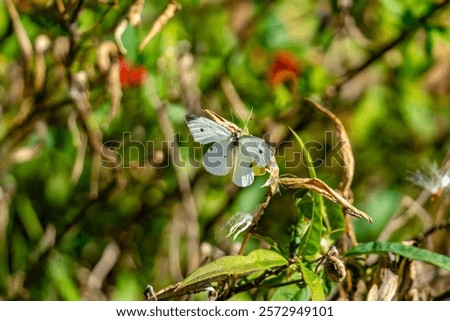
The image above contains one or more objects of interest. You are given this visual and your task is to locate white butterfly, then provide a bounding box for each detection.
[186,110,274,187]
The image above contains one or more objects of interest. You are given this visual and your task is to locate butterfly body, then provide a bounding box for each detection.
[186,111,274,187]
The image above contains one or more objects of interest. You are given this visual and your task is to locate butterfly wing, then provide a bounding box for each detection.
[186,114,232,144]
[232,147,255,187]
[203,109,242,133]
[202,139,233,176]
[239,136,274,168]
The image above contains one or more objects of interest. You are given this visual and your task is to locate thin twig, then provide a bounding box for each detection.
[68,110,87,183]
[86,241,120,291]
[412,218,450,244]
[139,0,182,51]
[69,71,104,198]
[129,0,145,27]
[220,77,251,121]
[219,265,288,300]
[326,0,450,98]
[177,51,202,113]
[5,0,33,63]
[237,189,275,256]
[69,0,86,24]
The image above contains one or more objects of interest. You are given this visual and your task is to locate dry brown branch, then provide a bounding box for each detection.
[56,0,65,14]
[69,71,104,198]
[0,186,14,254]
[139,1,182,51]
[220,77,251,121]
[146,76,200,274]
[11,95,33,131]
[279,177,372,222]
[129,0,145,27]
[106,60,122,124]
[69,71,103,154]
[5,0,33,63]
[87,242,120,290]
[378,195,432,242]
[68,110,87,184]
[367,253,398,301]
[10,121,47,164]
[52,36,70,84]
[97,41,118,73]
[28,225,56,265]
[177,51,202,113]
[97,41,122,126]
[33,35,52,93]
[114,19,128,55]
[337,0,373,47]
[89,151,102,199]
[0,98,72,174]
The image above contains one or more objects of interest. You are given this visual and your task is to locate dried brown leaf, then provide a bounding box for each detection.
[305,99,354,201]
[114,19,128,55]
[279,177,372,222]
[367,254,399,301]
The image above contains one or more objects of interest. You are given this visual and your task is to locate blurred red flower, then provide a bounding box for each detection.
[268,52,301,93]
[118,56,147,88]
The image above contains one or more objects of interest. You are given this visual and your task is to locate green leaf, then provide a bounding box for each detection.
[45,172,72,207]
[47,254,80,300]
[122,25,138,62]
[323,199,345,242]
[270,273,307,301]
[345,242,450,272]
[300,262,324,301]
[198,56,224,90]
[181,249,287,288]
[349,86,389,146]
[0,4,9,37]
[296,192,322,256]
[353,188,402,241]
[289,128,316,178]
[112,271,143,300]
[399,83,435,143]
[289,129,323,256]
[15,195,44,240]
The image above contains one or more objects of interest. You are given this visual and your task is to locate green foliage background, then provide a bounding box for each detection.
[0,0,448,300]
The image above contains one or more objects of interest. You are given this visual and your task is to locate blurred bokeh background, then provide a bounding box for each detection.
[0,0,449,300]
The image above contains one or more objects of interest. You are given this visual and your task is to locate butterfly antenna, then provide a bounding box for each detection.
[242,107,253,133]
[229,106,236,124]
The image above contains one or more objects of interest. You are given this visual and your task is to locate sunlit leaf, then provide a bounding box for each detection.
[296,192,322,256]
[180,249,288,288]
[300,262,324,301]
